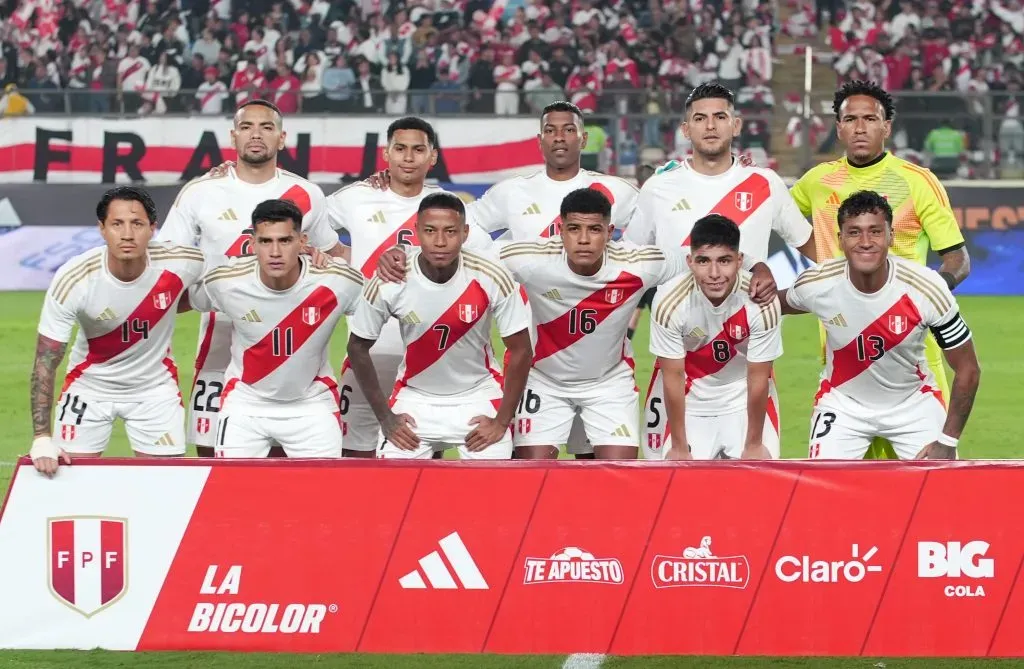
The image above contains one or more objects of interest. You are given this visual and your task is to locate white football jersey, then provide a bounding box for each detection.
[500,239,687,386]
[189,257,364,415]
[350,249,529,403]
[648,271,784,415]
[157,167,339,376]
[469,169,639,240]
[626,159,812,259]
[786,256,971,410]
[38,244,206,401]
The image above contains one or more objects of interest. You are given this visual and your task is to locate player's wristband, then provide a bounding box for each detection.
[936,433,959,449]
[939,271,957,292]
[29,435,59,461]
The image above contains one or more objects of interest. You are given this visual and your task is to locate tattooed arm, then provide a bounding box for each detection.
[937,246,971,291]
[916,338,981,460]
[31,334,67,438]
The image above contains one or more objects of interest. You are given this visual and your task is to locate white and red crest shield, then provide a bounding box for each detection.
[48,517,128,617]
[605,289,624,304]
[301,307,320,325]
[196,417,210,434]
[458,304,479,323]
[888,315,908,335]
[734,192,753,212]
[60,425,76,441]
[152,292,172,310]
[729,324,747,340]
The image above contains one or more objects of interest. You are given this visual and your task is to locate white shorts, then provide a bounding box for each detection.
[642,368,781,460]
[808,388,947,460]
[53,385,185,456]
[339,350,402,453]
[513,370,640,449]
[187,370,225,447]
[215,407,343,458]
[379,395,512,460]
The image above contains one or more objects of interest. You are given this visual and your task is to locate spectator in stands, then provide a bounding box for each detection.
[409,50,436,114]
[468,46,496,113]
[141,51,181,115]
[192,28,223,66]
[117,43,150,114]
[0,83,34,117]
[493,51,522,115]
[195,66,228,115]
[86,47,118,114]
[382,51,411,114]
[924,120,966,177]
[353,57,382,113]
[231,55,265,107]
[24,63,60,113]
[270,61,301,114]
[524,71,564,113]
[322,55,356,113]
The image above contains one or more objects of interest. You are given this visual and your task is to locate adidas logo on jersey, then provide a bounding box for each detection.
[613,424,632,437]
[218,209,239,221]
[672,199,691,211]
[367,210,386,224]
[827,314,848,327]
[398,532,489,590]
[242,309,262,323]
[155,433,176,446]
[522,203,541,215]
[686,327,706,339]
[542,289,562,300]
[400,312,421,325]
[96,307,117,321]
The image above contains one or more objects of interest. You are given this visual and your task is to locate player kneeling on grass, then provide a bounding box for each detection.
[346,193,532,459]
[501,188,690,460]
[185,199,365,458]
[649,214,783,461]
[781,191,981,460]
[30,186,206,476]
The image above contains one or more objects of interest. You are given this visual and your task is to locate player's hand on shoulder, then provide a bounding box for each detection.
[383,412,420,450]
[366,169,391,191]
[741,442,772,460]
[465,415,508,451]
[915,441,958,460]
[737,152,757,168]
[303,244,331,268]
[377,246,409,283]
[207,160,235,178]
[29,435,71,477]
[748,262,777,305]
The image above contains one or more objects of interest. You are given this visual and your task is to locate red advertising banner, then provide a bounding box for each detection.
[1,458,1023,656]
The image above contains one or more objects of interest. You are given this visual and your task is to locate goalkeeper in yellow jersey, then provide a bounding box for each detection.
[790,80,971,459]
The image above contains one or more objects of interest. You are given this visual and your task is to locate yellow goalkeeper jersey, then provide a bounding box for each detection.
[790,152,965,264]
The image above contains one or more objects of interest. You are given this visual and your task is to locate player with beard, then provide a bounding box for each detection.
[627,82,817,459]
[158,100,347,457]
[374,101,638,459]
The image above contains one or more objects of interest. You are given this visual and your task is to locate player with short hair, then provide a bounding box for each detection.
[186,199,364,458]
[347,193,531,459]
[158,99,346,457]
[501,188,688,460]
[648,214,782,460]
[29,186,205,476]
[781,191,980,460]
[790,80,972,460]
[629,82,813,458]
[328,116,496,457]
[376,101,639,459]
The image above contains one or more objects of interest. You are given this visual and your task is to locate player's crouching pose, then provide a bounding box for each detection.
[185,199,364,457]
[648,215,783,460]
[30,186,205,476]
[781,191,981,459]
[347,193,532,459]
[501,188,689,460]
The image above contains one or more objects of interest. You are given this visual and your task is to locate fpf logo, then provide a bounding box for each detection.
[48,517,128,617]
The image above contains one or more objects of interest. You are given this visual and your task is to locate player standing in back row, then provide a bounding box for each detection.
[781,191,980,459]
[649,215,783,460]
[158,100,347,457]
[501,188,688,460]
[185,199,364,458]
[347,193,532,459]
[30,187,205,476]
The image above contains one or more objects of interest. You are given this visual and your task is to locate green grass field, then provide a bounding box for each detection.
[1,291,1022,668]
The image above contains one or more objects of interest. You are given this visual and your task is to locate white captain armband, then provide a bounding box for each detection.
[931,312,972,349]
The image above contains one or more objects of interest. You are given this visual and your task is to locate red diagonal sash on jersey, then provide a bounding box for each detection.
[280,184,312,215]
[360,212,419,278]
[240,285,338,385]
[533,271,644,362]
[390,279,490,402]
[225,184,314,257]
[122,60,143,82]
[683,308,749,394]
[681,173,771,246]
[540,182,616,238]
[815,293,922,402]
[62,271,185,392]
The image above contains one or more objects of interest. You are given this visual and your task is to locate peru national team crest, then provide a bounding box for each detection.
[48,517,128,617]
[60,424,76,441]
[196,417,211,434]
[152,291,173,310]
[734,192,753,212]
[458,304,479,323]
[728,324,748,340]
[888,315,909,335]
[605,289,624,304]
[301,306,321,326]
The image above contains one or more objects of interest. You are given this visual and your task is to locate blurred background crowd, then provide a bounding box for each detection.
[1,0,1022,177]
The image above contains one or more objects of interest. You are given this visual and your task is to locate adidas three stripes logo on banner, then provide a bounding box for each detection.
[398,532,489,590]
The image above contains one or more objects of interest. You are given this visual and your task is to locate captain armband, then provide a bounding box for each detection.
[930,312,972,350]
